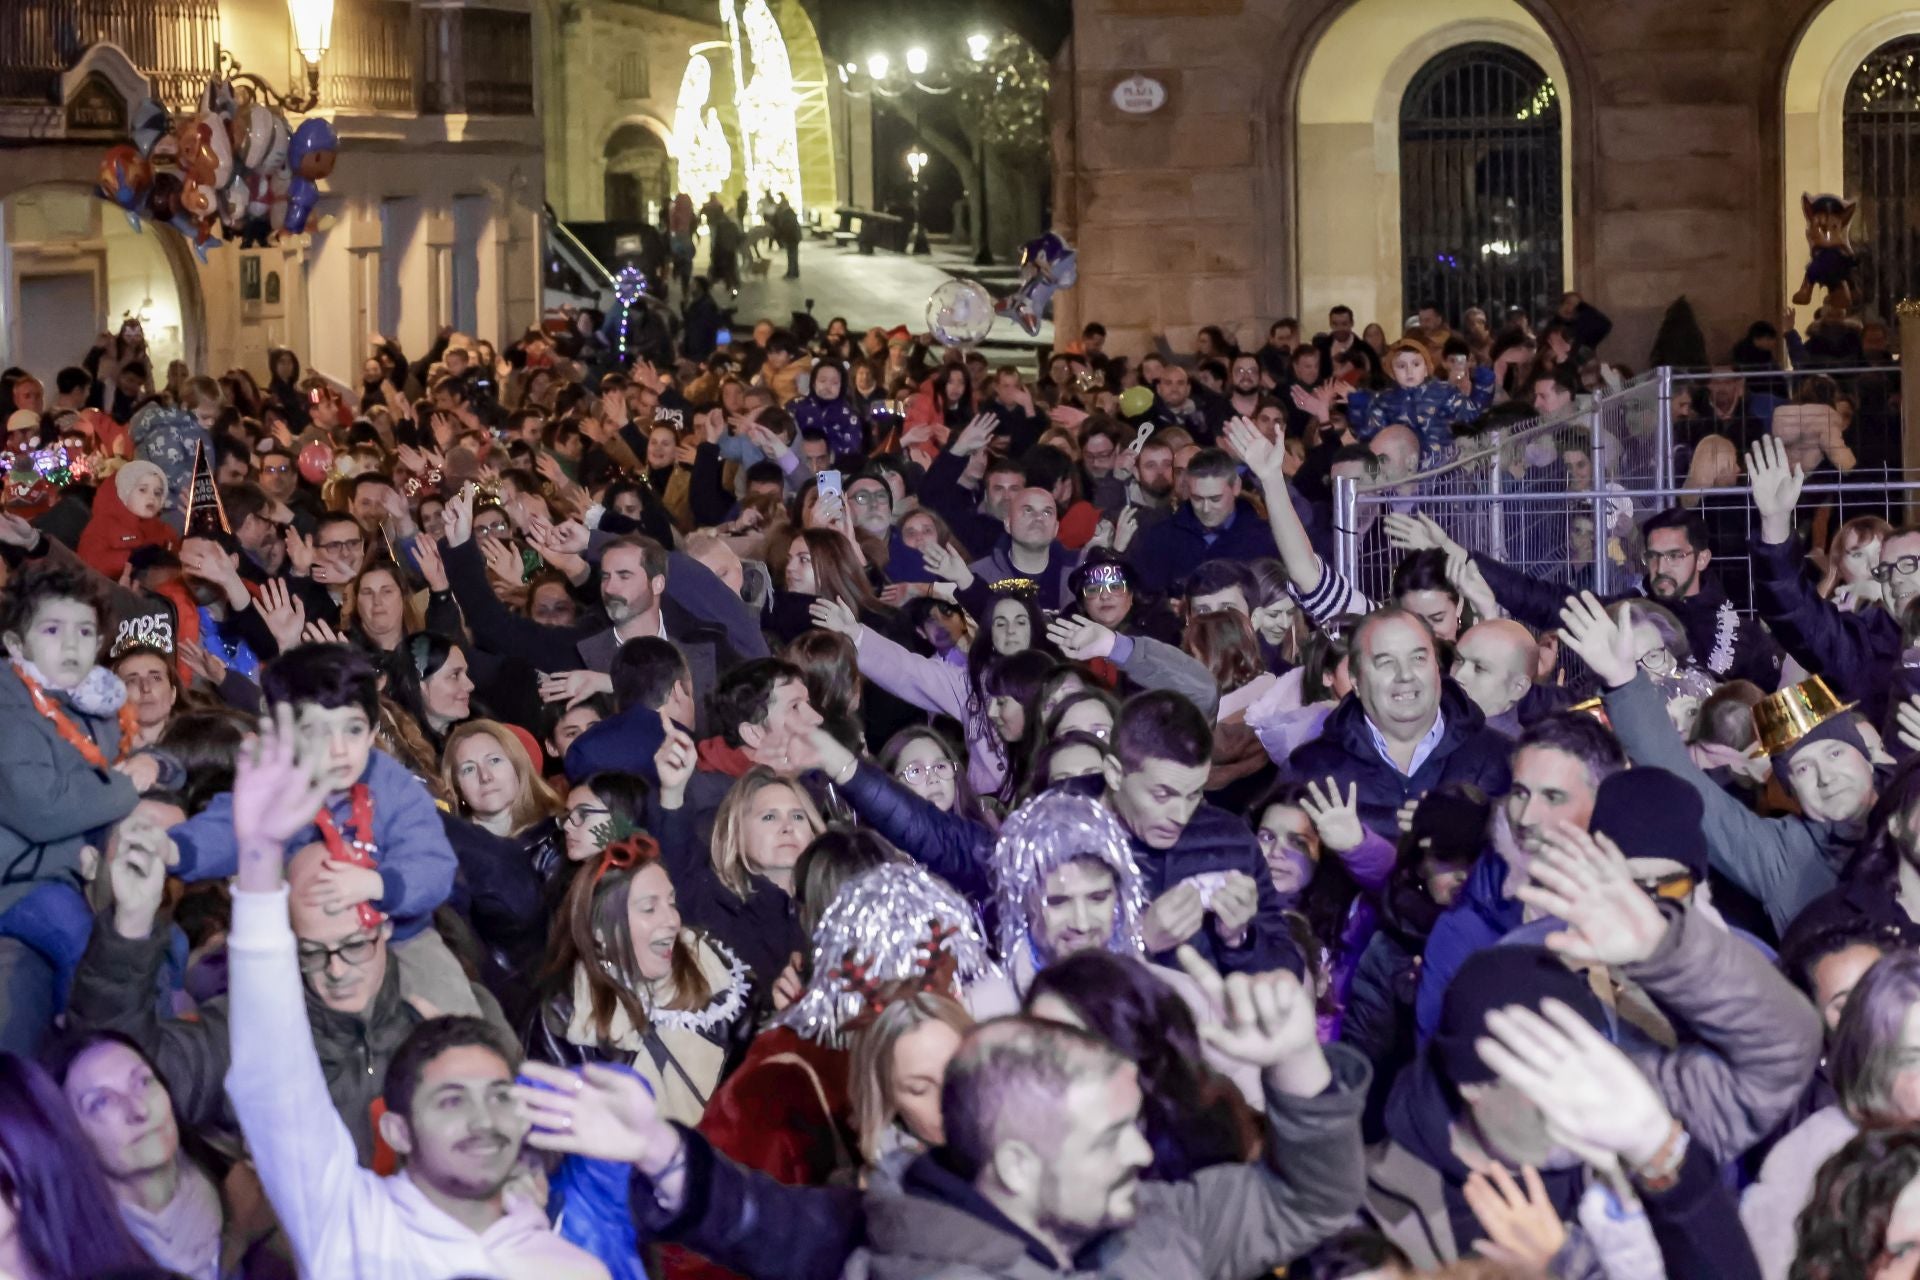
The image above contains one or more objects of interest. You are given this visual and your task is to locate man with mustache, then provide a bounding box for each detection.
[223,709,609,1278]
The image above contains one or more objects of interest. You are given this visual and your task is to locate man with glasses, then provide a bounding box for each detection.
[254,440,322,528]
[67,784,494,1167]
[1750,435,1916,725]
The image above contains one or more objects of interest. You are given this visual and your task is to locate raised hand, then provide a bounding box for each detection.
[808,595,860,638]
[1113,505,1141,554]
[538,669,612,707]
[1555,591,1638,690]
[480,536,525,590]
[653,720,697,805]
[1517,824,1670,967]
[1290,383,1334,423]
[0,512,38,548]
[1445,546,1501,621]
[106,810,178,940]
[785,725,855,781]
[1747,436,1805,545]
[178,638,228,690]
[1177,946,1329,1095]
[302,618,347,646]
[411,535,449,593]
[544,519,591,556]
[256,578,307,653]
[1046,615,1118,661]
[1223,416,1282,481]
[951,412,999,459]
[441,483,476,547]
[1463,1165,1568,1270]
[1301,779,1365,854]
[1048,404,1088,430]
[513,1062,684,1174]
[920,541,975,589]
[1475,997,1676,1169]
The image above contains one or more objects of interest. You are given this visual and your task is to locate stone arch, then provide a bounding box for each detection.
[1288,1,1573,331]
[1250,0,1593,329]
[1780,0,1920,321]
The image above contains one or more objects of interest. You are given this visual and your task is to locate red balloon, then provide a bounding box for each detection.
[297,441,334,484]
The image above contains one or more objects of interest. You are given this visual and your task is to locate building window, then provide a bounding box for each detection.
[619,52,650,101]
[1398,42,1562,327]
[1844,35,1920,322]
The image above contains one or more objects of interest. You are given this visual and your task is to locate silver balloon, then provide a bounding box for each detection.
[925,278,996,348]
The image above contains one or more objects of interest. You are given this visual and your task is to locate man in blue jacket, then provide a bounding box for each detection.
[1128,447,1279,596]
[1285,607,1512,840]
[1102,690,1302,978]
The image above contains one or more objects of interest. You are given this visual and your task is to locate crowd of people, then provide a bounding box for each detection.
[0,275,1912,1280]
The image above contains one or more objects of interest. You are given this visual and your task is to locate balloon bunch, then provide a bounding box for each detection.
[996,233,1079,337]
[96,82,339,261]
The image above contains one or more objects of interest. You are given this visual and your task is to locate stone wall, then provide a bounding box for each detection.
[1053,0,1843,367]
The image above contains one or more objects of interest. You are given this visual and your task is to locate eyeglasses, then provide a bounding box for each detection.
[1636,648,1677,676]
[317,536,365,556]
[1872,555,1920,583]
[1646,548,1697,565]
[562,802,611,829]
[1080,581,1129,597]
[260,462,293,476]
[896,760,955,785]
[296,934,380,973]
[1635,871,1695,902]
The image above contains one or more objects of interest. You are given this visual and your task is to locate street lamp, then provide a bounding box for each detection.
[967,33,990,62]
[216,0,334,112]
[906,146,930,255]
[867,53,890,80]
[905,46,929,77]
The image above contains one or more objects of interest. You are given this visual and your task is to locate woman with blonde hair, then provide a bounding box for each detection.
[653,734,822,989]
[526,835,751,1124]
[847,992,973,1170]
[439,718,561,838]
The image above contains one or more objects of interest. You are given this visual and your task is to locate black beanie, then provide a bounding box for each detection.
[1432,945,1607,1088]
[1772,712,1871,777]
[1588,767,1709,880]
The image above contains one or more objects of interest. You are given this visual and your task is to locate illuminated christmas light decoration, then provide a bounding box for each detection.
[670,52,733,199]
[723,0,804,215]
[612,266,647,362]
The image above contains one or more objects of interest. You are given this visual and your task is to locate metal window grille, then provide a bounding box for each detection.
[1398,42,1563,329]
[1844,35,1920,326]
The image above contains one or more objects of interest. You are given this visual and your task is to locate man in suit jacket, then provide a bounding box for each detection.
[440,503,764,736]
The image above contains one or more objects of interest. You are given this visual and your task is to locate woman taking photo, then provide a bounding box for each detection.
[527,835,751,1125]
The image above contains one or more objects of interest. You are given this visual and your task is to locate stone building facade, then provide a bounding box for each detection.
[1049,0,1920,363]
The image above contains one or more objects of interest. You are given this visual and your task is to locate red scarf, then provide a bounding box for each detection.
[14,665,138,770]
[695,736,756,778]
[313,784,385,930]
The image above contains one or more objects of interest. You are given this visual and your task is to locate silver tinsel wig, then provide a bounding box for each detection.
[776,861,998,1046]
[990,788,1147,963]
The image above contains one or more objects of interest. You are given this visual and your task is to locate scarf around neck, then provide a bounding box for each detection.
[118,1157,223,1280]
[12,656,127,717]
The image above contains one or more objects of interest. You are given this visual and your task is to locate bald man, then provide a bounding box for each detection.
[1451,619,1540,735]
[1369,424,1421,486]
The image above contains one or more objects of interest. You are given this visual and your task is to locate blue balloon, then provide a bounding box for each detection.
[288,118,339,181]
[283,177,320,234]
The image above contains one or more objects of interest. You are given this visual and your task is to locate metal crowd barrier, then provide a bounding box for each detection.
[1333,363,1910,617]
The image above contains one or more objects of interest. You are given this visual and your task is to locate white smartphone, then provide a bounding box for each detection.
[818,468,843,502]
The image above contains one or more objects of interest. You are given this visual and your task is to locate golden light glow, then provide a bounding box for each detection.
[726,0,805,215]
[671,52,733,199]
[287,0,335,63]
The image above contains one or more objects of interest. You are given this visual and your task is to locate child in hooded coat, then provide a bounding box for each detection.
[77,460,180,580]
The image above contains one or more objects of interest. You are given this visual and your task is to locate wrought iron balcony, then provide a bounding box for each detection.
[423,6,535,116]
[319,0,421,113]
[0,0,219,109]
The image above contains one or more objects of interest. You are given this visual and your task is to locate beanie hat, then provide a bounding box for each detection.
[1432,945,1607,1088]
[1772,712,1871,777]
[1408,784,1491,866]
[1588,767,1708,880]
[113,459,167,504]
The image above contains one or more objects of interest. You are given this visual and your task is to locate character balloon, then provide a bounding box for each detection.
[1794,193,1862,314]
[96,146,153,227]
[925,279,997,348]
[129,99,173,160]
[997,234,1079,337]
[289,119,339,182]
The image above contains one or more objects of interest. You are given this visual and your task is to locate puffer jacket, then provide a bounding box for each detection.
[1285,682,1513,840]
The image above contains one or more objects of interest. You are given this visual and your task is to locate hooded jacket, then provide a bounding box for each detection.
[1128,498,1281,598]
[76,461,180,579]
[1128,801,1303,978]
[226,887,609,1280]
[1285,682,1513,840]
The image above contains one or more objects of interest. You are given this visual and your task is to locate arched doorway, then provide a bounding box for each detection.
[603,122,672,224]
[1399,43,1562,325]
[1292,0,1572,333]
[1781,0,1920,324]
[1843,35,1920,318]
[0,182,200,386]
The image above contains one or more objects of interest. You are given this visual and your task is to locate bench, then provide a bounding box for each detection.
[833,205,908,254]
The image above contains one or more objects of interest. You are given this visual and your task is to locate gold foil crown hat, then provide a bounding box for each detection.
[1752,675,1856,758]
